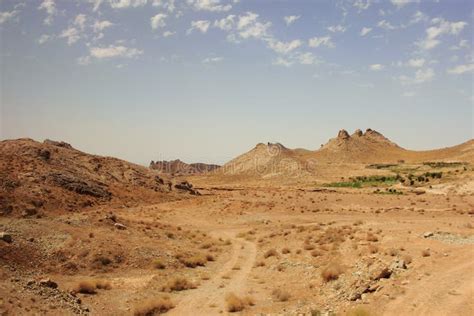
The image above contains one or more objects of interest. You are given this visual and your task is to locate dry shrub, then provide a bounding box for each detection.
[73,279,112,294]
[134,297,174,315]
[387,248,399,257]
[281,247,291,254]
[255,261,265,267]
[177,254,207,268]
[206,254,215,262]
[421,249,430,257]
[366,233,378,242]
[321,263,344,282]
[311,250,322,257]
[264,249,278,259]
[225,293,254,312]
[303,243,315,251]
[403,254,413,264]
[272,289,290,302]
[161,277,196,292]
[153,259,166,270]
[368,245,378,254]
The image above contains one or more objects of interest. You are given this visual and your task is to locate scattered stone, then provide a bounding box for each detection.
[373,267,392,280]
[423,232,434,238]
[22,207,38,217]
[114,223,127,230]
[0,232,12,243]
[43,139,73,149]
[39,279,58,289]
[390,259,407,270]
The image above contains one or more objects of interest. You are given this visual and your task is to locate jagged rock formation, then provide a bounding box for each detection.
[149,159,220,175]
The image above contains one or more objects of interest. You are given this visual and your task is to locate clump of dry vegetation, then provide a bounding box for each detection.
[321,262,344,282]
[264,248,278,258]
[134,297,174,315]
[225,293,254,312]
[177,253,208,268]
[72,279,112,294]
[422,249,431,257]
[272,289,290,302]
[346,306,371,316]
[161,277,196,292]
[153,259,166,269]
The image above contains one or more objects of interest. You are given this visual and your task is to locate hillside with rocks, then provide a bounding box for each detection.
[0,139,198,217]
[150,159,220,175]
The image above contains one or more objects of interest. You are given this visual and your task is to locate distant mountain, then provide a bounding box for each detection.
[150,159,220,175]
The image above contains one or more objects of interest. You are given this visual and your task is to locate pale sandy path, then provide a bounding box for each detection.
[168,230,257,316]
[383,252,474,316]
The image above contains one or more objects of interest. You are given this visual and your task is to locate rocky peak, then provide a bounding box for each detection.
[337,129,350,140]
[353,129,363,137]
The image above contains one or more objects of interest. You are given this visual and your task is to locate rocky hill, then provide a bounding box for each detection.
[150,159,220,175]
[0,139,198,217]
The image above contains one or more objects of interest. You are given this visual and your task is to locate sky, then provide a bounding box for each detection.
[1,0,473,165]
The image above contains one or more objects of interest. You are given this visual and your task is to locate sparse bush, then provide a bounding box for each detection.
[73,279,111,294]
[153,259,166,269]
[281,247,291,254]
[311,250,322,257]
[134,297,174,315]
[255,261,265,267]
[161,277,196,292]
[303,243,315,251]
[403,254,413,264]
[368,245,378,254]
[272,289,290,302]
[422,249,431,257]
[321,263,344,282]
[177,254,207,268]
[366,233,378,242]
[264,249,278,258]
[225,293,254,312]
[346,306,371,316]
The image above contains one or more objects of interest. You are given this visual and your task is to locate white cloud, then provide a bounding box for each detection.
[238,20,271,40]
[417,18,468,50]
[407,58,425,68]
[38,0,57,25]
[327,25,346,33]
[152,0,176,12]
[447,64,474,75]
[108,0,147,9]
[284,15,300,26]
[74,14,87,30]
[391,0,419,8]
[214,15,235,31]
[410,11,428,24]
[202,56,224,63]
[308,36,334,48]
[377,20,396,30]
[93,20,113,32]
[273,57,293,67]
[37,34,52,44]
[187,0,232,12]
[151,13,167,30]
[0,10,19,24]
[297,52,320,65]
[268,39,302,54]
[59,27,80,45]
[163,31,175,37]
[399,68,435,85]
[353,0,371,11]
[237,12,258,30]
[90,45,143,59]
[359,27,372,36]
[77,56,91,65]
[187,20,211,34]
[369,64,384,71]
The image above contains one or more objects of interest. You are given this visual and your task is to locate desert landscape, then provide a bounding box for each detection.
[1,129,473,315]
[1,0,473,315]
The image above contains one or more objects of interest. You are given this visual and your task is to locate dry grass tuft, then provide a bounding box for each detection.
[134,297,174,315]
[177,254,207,268]
[153,259,166,269]
[264,249,278,258]
[346,306,371,316]
[225,293,254,312]
[321,262,344,282]
[161,277,196,292]
[73,279,112,294]
[281,247,291,254]
[421,249,431,257]
[272,289,290,302]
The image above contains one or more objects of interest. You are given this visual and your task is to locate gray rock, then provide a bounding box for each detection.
[423,231,434,238]
[39,278,58,289]
[390,259,407,270]
[0,232,12,243]
[114,223,127,230]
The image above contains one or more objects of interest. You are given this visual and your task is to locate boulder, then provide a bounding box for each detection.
[423,231,434,238]
[39,278,58,289]
[0,232,12,243]
[337,129,350,140]
[114,223,127,230]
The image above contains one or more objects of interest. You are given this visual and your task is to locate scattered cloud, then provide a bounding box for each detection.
[391,0,419,8]
[273,57,293,67]
[353,0,371,11]
[360,27,372,36]
[163,31,175,37]
[377,20,396,30]
[447,64,474,75]
[402,91,416,97]
[152,0,176,12]
[308,36,334,48]
[151,13,167,30]
[297,52,320,65]
[284,15,300,26]
[89,45,143,59]
[0,10,19,24]
[407,58,425,68]
[37,34,53,45]
[202,56,224,63]
[108,0,148,9]
[74,14,87,30]
[410,11,428,24]
[93,20,113,32]
[268,39,303,54]
[327,25,346,33]
[38,0,57,25]
[187,20,211,34]
[214,15,235,31]
[59,27,81,45]
[417,18,468,50]
[399,68,435,85]
[187,0,232,12]
[369,64,385,71]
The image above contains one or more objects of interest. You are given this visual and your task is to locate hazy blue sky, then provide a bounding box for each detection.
[1,0,473,165]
